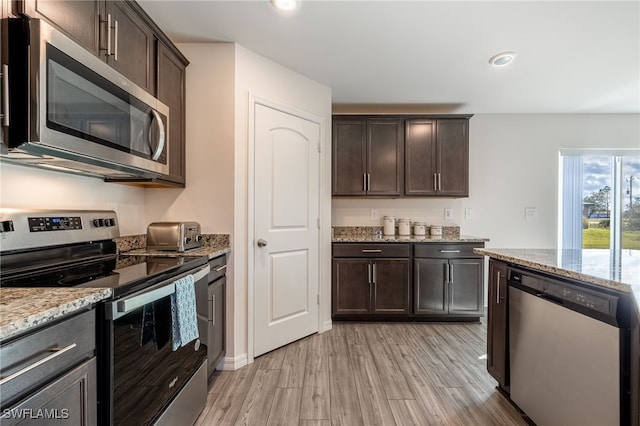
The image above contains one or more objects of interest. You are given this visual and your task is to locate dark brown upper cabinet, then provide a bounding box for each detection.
[22,0,154,94]
[332,117,403,196]
[405,118,469,197]
[155,40,188,187]
[332,115,471,198]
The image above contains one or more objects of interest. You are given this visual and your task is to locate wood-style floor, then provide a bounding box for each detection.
[195,320,528,426]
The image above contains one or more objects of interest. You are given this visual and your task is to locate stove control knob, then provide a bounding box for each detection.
[185,237,192,244]
[93,219,104,227]
[106,218,115,227]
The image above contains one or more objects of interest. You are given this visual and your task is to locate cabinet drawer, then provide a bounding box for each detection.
[207,254,228,283]
[333,243,410,258]
[414,243,482,258]
[0,309,95,407]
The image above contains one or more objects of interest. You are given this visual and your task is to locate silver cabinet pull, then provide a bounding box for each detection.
[439,250,461,253]
[214,264,227,272]
[368,263,372,284]
[150,109,166,160]
[113,19,119,61]
[363,174,367,191]
[210,294,216,326]
[438,173,442,191]
[444,263,450,283]
[450,263,454,283]
[107,14,112,56]
[0,343,77,385]
[367,173,371,191]
[496,271,501,305]
[372,263,377,285]
[434,173,438,191]
[361,249,382,253]
[1,64,8,127]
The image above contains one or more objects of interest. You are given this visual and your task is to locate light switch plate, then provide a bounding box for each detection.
[444,208,452,220]
[465,208,473,221]
[370,209,379,220]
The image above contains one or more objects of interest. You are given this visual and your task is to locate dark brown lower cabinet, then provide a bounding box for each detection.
[487,259,508,390]
[332,243,410,318]
[412,244,484,319]
[332,242,484,321]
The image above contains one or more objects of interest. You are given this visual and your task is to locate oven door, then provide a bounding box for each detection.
[101,264,209,426]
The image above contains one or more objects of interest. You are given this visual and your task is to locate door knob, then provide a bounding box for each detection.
[257,239,268,247]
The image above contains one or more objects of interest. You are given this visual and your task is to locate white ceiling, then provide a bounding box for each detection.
[138,0,640,114]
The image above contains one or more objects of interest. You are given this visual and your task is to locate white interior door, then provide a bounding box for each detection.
[253,102,320,357]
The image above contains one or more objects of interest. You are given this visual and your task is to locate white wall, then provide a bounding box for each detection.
[0,163,146,236]
[332,113,640,249]
[146,43,332,369]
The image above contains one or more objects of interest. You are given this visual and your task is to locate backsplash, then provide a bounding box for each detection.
[333,225,460,238]
[115,234,230,253]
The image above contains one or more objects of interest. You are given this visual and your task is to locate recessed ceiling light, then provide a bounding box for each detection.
[489,51,517,67]
[270,0,298,11]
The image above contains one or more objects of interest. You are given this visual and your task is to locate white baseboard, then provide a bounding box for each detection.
[216,353,248,371]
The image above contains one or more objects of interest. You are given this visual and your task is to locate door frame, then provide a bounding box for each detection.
[247,94,327,364]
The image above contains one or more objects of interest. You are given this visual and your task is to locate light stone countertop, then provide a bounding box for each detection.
[0,288,112,341]
[333,235,489,243]
[125,244,230,260]
[475,248,640,311]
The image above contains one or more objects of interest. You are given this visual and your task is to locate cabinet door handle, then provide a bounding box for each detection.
[113,19,119,61]
[438,173,442,191]
[210,294,216,325]
[363,174,367,191]
[367,173,371,191]
[214,264,227,272]
[444,263,450,283]
[106,14,112,56]
[449,264,454,283]
[434,173,438,192]
[439,250,460,253]
[0,343,77,385]
[361,249,382,253]
[367,263,372,284]
[372,263,377,285]
[496,271,501,305]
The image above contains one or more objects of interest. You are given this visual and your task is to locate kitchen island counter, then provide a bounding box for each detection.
[475,248,640,306]
[0,287,112,341]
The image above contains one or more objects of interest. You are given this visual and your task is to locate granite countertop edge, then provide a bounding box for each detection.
[0,288,113,341]
[475,248,640,312]
[124,244,230,259]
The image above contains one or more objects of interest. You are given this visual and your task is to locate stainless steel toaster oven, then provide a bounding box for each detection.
[146,222,202,252]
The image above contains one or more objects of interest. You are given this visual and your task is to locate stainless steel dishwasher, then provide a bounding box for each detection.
[508,267,630,426]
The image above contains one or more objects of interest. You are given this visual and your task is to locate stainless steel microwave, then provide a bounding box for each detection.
[1,17,169,179]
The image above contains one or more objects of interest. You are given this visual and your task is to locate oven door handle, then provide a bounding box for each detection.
[108,264,210,320]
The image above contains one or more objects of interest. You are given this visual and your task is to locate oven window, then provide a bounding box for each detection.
[112,295,206,425]
[45,44,165,164]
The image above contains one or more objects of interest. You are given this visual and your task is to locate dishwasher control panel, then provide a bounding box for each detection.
[510,268,622,324]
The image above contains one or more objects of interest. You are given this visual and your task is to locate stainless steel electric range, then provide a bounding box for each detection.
[0,209,209,426]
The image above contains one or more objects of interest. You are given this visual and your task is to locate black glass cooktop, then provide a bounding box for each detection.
[0,252,207,298]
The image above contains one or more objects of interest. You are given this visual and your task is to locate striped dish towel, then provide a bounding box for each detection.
[170,274,199,351]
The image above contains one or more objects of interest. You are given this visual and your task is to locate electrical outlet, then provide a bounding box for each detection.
[370,209,379,220]
[444,208,452,220]
[525,207,537,220]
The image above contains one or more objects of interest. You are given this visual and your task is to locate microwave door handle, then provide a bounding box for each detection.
[150,109,166,161]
